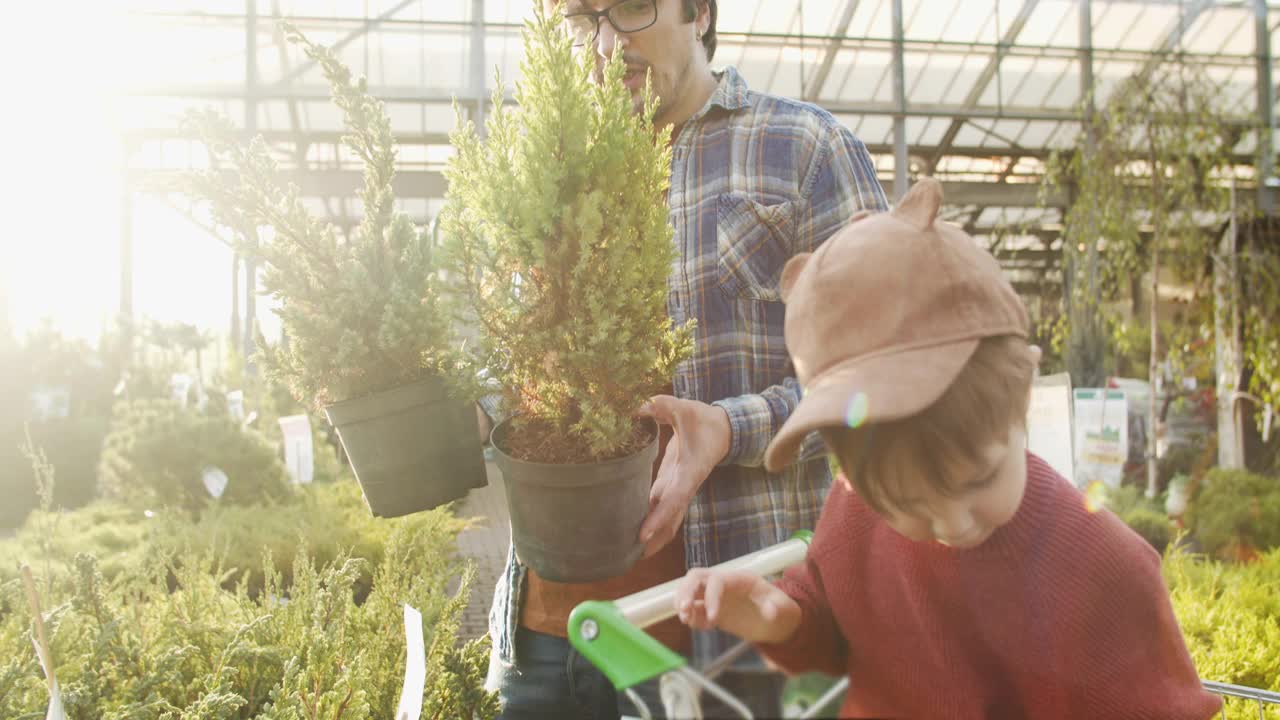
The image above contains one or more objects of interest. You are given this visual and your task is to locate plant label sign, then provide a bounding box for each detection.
[396,604,427,720]
[201,466,229,499]
[278,414,314,484]
[1072,389,1128,489]
[31,637,66,720]
[1027,373,1074,482]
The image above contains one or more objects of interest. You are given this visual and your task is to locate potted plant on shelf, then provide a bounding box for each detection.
[178,26,486,518]
[437,6,694,582]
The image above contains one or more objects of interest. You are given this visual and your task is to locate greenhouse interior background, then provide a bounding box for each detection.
[2,0,1279,718]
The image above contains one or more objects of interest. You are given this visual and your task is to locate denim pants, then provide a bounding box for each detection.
[485,626,665,720]
[485,626,784,719]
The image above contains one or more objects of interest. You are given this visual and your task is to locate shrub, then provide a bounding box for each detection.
[1165,548,1280,718]
[179,26,450,411]
[0,522,497,719]
[98,398,291,513]
[0,481,411,601]
[1187,468,1280,559]
[1120,507,1173,554]
[438,7,693,461]
[0,416,109,529]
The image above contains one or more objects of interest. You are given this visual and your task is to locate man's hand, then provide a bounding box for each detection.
[674,568,801,645]
[637,395,731,558]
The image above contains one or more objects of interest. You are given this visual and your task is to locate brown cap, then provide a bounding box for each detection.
[763,178,1029,473]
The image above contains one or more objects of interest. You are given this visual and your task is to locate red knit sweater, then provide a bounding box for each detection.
[757,453,1221,719]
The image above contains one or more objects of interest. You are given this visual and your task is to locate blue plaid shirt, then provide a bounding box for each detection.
[489,66,888,669]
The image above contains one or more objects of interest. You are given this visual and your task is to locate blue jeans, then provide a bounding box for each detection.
[486,626,665,720]
[485,627,784,719]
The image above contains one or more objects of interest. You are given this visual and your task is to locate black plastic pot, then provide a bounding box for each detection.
[490,417,658,583]
[323,376,487,518]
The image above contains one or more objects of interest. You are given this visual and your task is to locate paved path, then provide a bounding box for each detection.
[453,459,510,641]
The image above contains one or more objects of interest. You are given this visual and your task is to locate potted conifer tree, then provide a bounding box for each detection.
[179,26,486,518]
[437,7,693,582]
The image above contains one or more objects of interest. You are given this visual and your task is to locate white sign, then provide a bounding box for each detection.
[201,466,229,499]
[1026,373,1074,482]
[31,637,66,720]
[396,604,427,720]
[170,373,193,408]
[226,390,245,423]
[1073,389,1129,489]
[278,414,314,485]
[29,386,71,421]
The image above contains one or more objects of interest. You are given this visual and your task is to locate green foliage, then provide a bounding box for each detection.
[1166,549,1280,718]
[0,324,118,528]
[1187,468,1280,559]
[178,25,449,410]
[438,7,693,459]
[1244,243,1280,424]
[0,512,497,719]
[98,398,291,513]
[1042,62,1238,387]
[1121,507,1173,554]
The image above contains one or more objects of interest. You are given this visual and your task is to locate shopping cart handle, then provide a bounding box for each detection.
[568,532,814,691]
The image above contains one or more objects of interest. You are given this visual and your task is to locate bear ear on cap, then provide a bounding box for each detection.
[892,177,943,231]
[846,209,874,226]
[779,252,813,303]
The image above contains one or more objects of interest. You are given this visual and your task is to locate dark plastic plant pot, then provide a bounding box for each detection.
[490,417,658,583]
[323,376,487,518]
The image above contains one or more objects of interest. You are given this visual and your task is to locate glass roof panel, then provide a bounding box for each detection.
[1042,0,1081,47]
[831,48,896,103]
[1184,6,1253,56]
[849,0,892,39]
[1091,2,1151,51]
[903,0,964,41]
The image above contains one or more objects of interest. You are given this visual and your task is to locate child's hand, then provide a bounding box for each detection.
[673,568,801,645]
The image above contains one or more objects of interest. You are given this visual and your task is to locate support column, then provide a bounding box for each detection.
[120,138,135,367]
[1256,0,1275,216]
[244,0,259,373]
[471,0,487,135]
[891,0,908,200]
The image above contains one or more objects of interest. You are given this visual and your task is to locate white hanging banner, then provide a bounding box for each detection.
[396,604,427,720]
[1073,389,1129,489]
[278,414,314,485]
[1026,373,1074,482]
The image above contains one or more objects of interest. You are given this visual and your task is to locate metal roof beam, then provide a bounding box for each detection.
[273,0,418,87]
[804,0,860,102]
[929,0,1041,172]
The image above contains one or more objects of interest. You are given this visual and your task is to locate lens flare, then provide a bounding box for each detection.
[845,392,869,428]
[1083,481,1108,514]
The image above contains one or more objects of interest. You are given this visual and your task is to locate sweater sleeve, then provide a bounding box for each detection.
[1071,532,1222,719]
[753,555,848,677]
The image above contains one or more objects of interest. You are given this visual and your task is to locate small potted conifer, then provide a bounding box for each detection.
[179,26,486,518]
[437,6,693,582]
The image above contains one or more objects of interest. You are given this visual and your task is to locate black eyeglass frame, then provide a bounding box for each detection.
[562,0,659,47]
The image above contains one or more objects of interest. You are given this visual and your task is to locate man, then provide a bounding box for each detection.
[484,1,888,717]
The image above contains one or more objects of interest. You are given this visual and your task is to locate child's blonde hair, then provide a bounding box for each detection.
[820,335,1036,513]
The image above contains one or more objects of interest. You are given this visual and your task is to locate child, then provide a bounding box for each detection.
[674,178,1221,719]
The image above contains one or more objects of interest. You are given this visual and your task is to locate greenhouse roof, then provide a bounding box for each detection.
[112,0,1276,269]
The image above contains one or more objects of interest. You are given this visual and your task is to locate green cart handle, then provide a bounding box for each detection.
[568,531,814,691]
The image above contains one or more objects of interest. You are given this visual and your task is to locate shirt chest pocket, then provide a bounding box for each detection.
[716,193,801,302]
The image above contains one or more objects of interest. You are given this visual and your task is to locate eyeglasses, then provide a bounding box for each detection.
[563,0,658,47]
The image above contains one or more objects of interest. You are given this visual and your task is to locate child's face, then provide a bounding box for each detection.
[876,424,1027,549]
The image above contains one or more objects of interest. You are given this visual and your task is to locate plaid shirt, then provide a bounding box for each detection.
[489,66,887,669]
